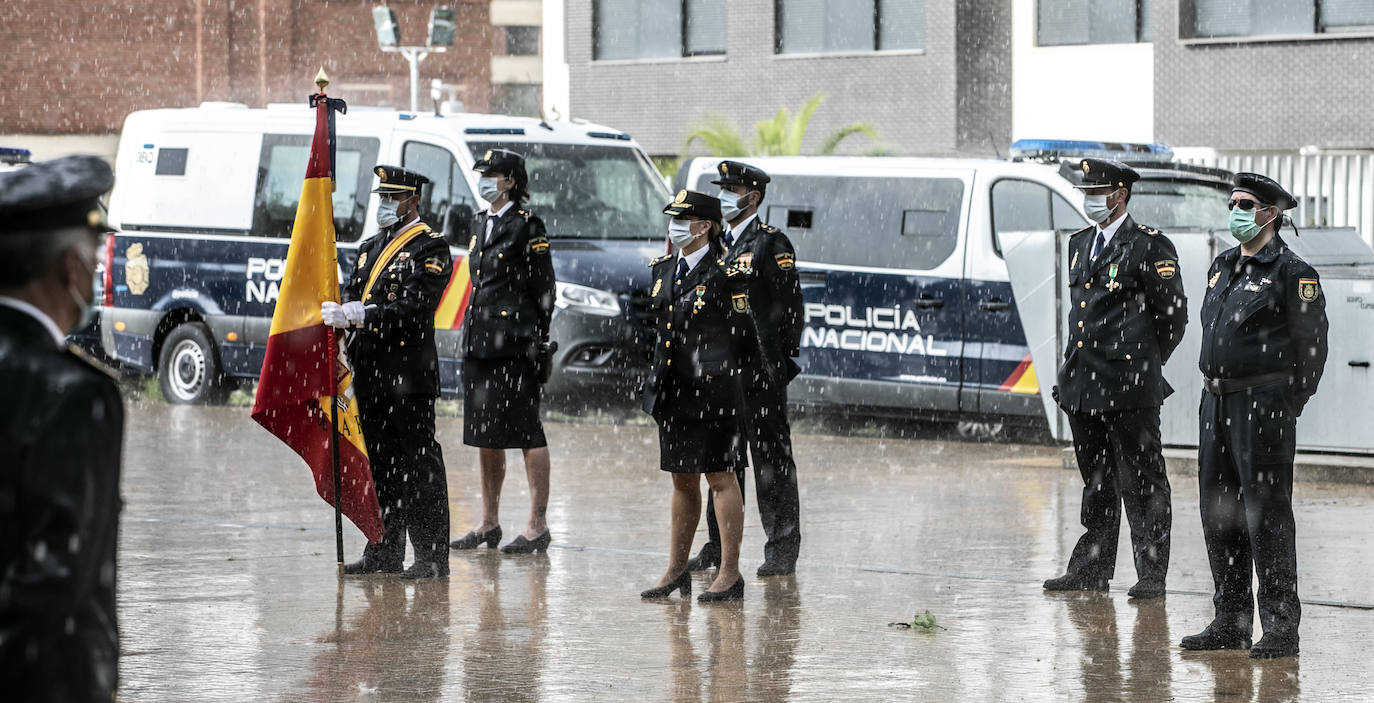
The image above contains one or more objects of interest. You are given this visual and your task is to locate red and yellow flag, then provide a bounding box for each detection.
[251,91,383,543]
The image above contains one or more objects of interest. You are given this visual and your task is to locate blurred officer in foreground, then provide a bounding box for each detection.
[326,165,453,579]
[1046,158,1188,600]
[1181,173,1327,659]
[0,155,124,701]
[687,160,804,577]
[451,149,558,555]
[640,190,757,602]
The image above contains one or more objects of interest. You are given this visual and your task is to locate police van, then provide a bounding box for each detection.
[100,103,671,403]
[680,142,1236,429]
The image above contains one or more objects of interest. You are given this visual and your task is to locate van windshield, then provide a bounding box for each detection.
[467,141,669,240]
[1127,180,1232,231]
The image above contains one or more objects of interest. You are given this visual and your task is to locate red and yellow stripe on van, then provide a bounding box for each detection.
[998,354,1040,395]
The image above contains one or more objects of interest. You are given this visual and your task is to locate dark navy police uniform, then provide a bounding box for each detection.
[343,165,453,576]
[0,155,124,701]
[698,161,805,572]
[1051,159,1188,594]
[461,149,556,449]
[1194,173,1327,655]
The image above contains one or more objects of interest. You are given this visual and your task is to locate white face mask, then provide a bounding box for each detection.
[375,199,400,228]
[1083,193,1112,224]
[478,176,503,203]
[718,190,748,221]
[667,219,698,249]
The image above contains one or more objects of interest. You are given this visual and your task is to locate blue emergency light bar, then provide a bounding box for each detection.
[0,147,32,165]
[465,127,527,135]
[587,131,631,141]
[1010,139,1174,162]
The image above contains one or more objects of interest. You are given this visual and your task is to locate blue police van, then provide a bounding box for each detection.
[99,104,671,404]
[681,142,1235,430]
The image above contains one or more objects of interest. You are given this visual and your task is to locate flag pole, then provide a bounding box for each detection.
[313,68,347,572]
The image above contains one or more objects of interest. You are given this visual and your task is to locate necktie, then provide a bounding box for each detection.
[722,230,734,249]
[674,259,689,292]
[1090,231,1106,261]
[482,215,496,246]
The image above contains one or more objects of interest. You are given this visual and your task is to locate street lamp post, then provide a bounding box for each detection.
[372,6,455,113]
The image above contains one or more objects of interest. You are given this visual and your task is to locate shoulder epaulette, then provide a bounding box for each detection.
[1136,223,1160,236]
[760,223,779,234]
[518,209,532,220]
[649,254,673,267]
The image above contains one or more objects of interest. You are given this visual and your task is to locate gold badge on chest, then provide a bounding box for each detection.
[357,251,368,270]
[1070,250,1079,269]
[1105,263,1121,291]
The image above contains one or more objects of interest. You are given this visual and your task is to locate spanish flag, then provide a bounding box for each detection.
[251,85,383,544]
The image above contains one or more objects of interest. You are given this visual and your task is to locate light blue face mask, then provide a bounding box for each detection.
[375,199,400,228]
[1229,205,1275,243]
[718,190,749,221]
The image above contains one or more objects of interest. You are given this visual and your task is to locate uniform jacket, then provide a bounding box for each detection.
[721,216,805,387]
[0,306,123,702]
[1056,215,1189,413]
[343,219,453,397]
[641,252,761,421]
[1199,234,1329,413]
[462,206,556,360]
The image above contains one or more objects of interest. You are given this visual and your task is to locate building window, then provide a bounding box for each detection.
[776,0,924,55]
[492,84,542,117]
[593,0,726,60]
[506,26,540,56]
[1037,0,1151,46]
[1184,0,1374,39]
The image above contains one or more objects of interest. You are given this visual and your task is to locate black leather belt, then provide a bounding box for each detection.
[1202,371,1291,395]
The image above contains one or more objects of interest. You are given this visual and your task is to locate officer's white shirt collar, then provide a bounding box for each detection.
[727,213,758,244]
[1095,211,1128,247]
[485,201,514,239]
[677,244,710,275]
[0,295,67,346]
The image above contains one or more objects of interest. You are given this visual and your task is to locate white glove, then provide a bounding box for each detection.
[341,301,367,328]
[321,301,349,328]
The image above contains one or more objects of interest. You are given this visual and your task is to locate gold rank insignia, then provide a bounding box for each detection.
[775,252,795,270]
[424,256,444,274]
[1208,271,1221,289]
[652,278,662,297]
[468,236,477,250]
[1070,250,1079,269]
[732,293,748,313]
[357,251,368,269]
[1298,278,1320,302]
[1154,260,1176,279]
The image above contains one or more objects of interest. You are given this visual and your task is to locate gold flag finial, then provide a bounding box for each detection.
[314,68,330,91]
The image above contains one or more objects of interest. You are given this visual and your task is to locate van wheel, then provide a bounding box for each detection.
[158,322,227,405]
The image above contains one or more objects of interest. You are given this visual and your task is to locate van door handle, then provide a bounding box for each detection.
[1350,361,1371,368]
[979,299,1010,312]
[914,295,944,309]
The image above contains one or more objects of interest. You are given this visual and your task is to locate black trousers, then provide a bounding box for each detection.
[357,393,450,568]
[1198,384,1300,638]
[1064,406,1171,583]
[703,382,802,565]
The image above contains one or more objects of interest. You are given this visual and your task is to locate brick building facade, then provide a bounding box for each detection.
[0,0,496,137]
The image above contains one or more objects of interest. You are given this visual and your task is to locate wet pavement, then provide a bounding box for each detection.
[116,403,1374,702]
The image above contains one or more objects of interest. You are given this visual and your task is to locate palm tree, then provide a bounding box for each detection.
[684,93,881,158]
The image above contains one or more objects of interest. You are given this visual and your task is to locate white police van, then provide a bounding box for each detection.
[101,103,671,403]
[680,142,1236,430]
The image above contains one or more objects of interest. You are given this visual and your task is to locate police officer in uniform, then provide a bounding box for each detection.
[687,161,805,577]
[1181,173,1327,659]
[640,190,758,602]
[451,149,558,554]
[0,155,124,701]
[1045,158,1188,599]
[326,165,453,579]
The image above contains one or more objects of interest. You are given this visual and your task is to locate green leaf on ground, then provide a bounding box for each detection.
[889,609,947,631]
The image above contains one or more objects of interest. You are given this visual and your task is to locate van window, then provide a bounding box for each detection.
[991,178,1086,255]
[403,141,477,239]
[253,134,379,242]
[155,148,188,176]
[467,141,669,240]
[718,175,963,270]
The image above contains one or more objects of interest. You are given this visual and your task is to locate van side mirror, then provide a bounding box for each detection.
[444,202,474,246]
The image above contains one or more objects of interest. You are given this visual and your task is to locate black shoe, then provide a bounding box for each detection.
[697,577,745,602]
[399,560,450,580]
[450,526,502,550]
[756,559,796,577]
[500,531,552,554]
[1127,580,1166,600]
[342,557,402,575]
[641,571,692,599]
[1180,621,1253,651]
[1043,573,1109,592]
[1249,632,1299,659]
[686,544,720,572]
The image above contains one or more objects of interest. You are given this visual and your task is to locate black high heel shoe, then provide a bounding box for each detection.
[500,530,551,554]
[697,577,744,602]
[450,526,502,550]
[641,570,692,599]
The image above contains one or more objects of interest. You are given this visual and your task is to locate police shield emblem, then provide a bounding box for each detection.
[125,242,149,295]
[1298,278,1319,302]
[732,293,747,313]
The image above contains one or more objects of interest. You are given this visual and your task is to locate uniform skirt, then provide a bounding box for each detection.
[462,356,547,449]
[657,416,746,474]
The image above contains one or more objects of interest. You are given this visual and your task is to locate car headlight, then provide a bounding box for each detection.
[554,281,620,317]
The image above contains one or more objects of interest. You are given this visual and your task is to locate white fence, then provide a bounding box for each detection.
[1174,148,1374,246]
